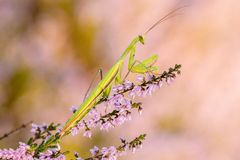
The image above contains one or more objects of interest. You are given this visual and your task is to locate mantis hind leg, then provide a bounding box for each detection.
[83,68,103,102]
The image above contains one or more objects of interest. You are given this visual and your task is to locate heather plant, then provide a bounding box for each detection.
[0,6,184,160]
[0,64,181,160]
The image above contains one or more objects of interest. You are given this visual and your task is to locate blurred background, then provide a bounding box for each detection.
[0,0,240,159]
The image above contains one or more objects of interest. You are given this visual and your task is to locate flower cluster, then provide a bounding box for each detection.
[0,142,33,160]
[70,64,181,138]
[0,141,66,160]
[74,134,146,160]
[70,96,135,138]
[38,147,65,160]
[29,123,66,159]
[0,122,67,160]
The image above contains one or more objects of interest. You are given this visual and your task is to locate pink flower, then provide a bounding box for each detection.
[70,105,78,113]
[136,75,145,83]
[90,146,99,156]
[83,130,92,138]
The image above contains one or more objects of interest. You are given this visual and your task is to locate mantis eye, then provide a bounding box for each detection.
[138,35,144,44]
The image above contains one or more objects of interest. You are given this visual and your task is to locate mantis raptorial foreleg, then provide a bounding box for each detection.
[123,59,159,81]
[115,44,159,83]
[130,56,159,74]
[127,44,159,74]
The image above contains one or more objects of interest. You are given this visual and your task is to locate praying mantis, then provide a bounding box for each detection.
[59,6,186,137]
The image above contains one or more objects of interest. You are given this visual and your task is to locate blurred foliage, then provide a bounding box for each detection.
[3,66,31,110]
[156,114,185,134]
[0,0,102,150]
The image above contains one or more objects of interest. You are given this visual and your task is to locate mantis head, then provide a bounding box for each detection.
[138,35,144,44]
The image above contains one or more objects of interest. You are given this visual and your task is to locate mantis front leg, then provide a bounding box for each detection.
[128,45,159,74]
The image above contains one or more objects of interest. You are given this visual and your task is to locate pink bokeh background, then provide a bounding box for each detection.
[0,0,239,159]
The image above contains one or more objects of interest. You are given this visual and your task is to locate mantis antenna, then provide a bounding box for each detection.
[144,5,189,35]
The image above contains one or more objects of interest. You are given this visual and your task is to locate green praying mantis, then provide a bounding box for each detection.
[59,6,186,137]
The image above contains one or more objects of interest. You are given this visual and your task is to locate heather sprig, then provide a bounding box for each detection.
[0,121,33,141]
[74,134,146,160]
[28,123,66,159]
